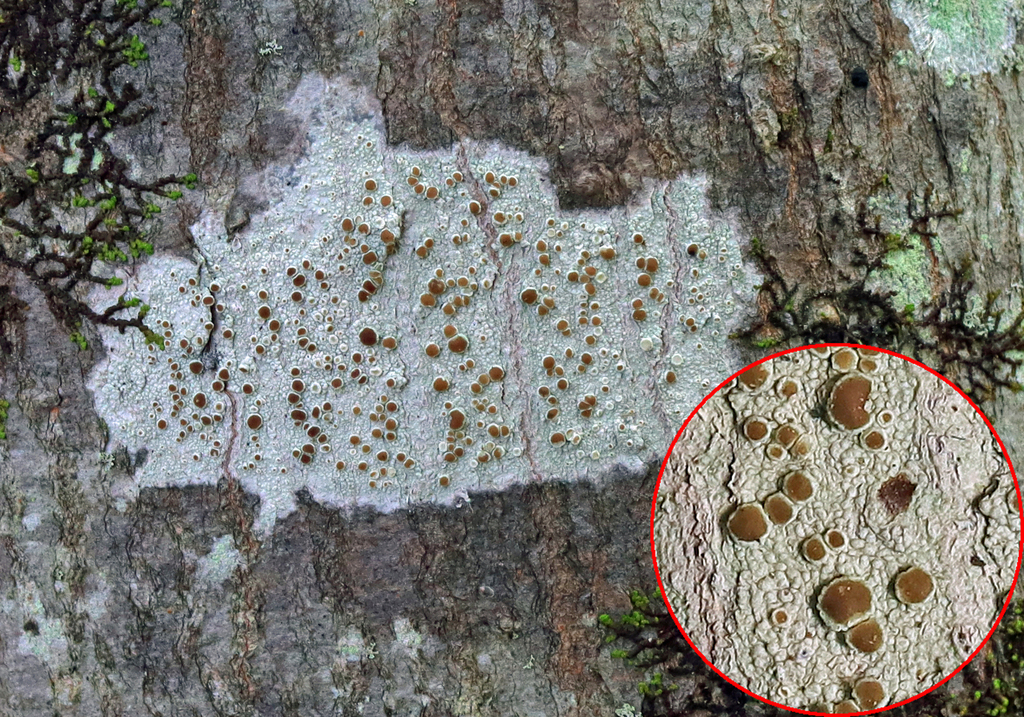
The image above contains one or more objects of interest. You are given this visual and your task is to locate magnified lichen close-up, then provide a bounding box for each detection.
[653,345,1022,712]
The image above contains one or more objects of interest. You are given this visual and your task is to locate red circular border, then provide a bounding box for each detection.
[649,343,1024,715]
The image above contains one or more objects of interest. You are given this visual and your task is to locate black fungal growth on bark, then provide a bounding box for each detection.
[0,0,195,351]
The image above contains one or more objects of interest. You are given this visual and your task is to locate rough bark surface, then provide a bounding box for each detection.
[1,0,1022,714]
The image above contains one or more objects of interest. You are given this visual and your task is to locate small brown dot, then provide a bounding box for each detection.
[550,432,566,445]
[802,536,827,562]
[433,377,450,392]
[448,334,469,353]
[825,529,846,549]
[637,273,652,287]
[247,414,263,430]
[189,361,204,375]
[425,343,441,358]
[365,178,377,191]
[359,327,378,346]
[488,366,504,381]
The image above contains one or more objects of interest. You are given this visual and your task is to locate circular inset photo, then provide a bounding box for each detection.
[651,344,1022,714]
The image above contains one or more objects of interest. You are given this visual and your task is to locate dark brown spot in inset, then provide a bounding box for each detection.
[193,393,207,408]
[449,410,465,430]
[847,618,883,653]
[189,361,204,375]
[550,432,565,445]
[825,529,845,549]
[425,343,441,358]
[247,414,263,430]
[433,377,450,392]
[878,473,916,517]
[727,504,769,542]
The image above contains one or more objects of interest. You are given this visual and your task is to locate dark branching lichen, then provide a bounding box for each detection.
[601,589,748,715]
[0,0,194,350]
[735,186,1024,404]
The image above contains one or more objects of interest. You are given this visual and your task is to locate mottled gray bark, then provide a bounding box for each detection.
[1,0,1022,714]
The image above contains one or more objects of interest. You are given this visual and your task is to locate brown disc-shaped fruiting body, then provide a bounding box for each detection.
[847,618,883,653]
[894,567,934,604]
[802,536,827,562]
[742,416,769,442]
[833,700,860,714]
[818,577,872,628]
[854,679,886,710]
[738,363,770,391]
[832,347,858,372]
[727,503,769,542]
[359,327,378,346]
[448,334,469,353]
[863,429,886,449]
[825,529,846,549]
[775,424,799,447]
[782,470,813,502]
[763,493,794,525]
[829,373,873,430]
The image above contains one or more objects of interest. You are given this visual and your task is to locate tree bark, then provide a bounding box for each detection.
[1,0,1022,714]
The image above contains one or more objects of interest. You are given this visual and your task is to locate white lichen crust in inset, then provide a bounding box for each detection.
[86,76,758,533]
[654,346,1020,709]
